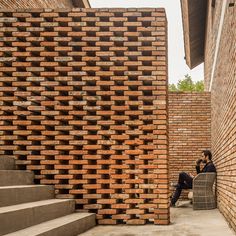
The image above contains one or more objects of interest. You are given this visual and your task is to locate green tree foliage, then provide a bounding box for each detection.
[169,74,204,92]
[168,83,178,91]
[195,80,204,91]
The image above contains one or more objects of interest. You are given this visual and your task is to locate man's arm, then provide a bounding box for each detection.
[196,165,201,174]
[195,159,202,174]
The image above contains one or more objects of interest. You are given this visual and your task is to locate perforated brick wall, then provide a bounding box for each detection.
[169,92,211,198]
[0,8,168,225]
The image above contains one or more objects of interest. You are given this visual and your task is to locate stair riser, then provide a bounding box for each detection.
[0,186,55,207]
[0,200,75,235]
[0,171,34,186]
[33,215,96,236]
[0,157,16,170]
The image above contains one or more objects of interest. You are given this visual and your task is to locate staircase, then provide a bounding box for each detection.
[0,156,96,236]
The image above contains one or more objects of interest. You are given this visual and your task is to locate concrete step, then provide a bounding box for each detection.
[0,185,55,207]
[0,156,16,170]
[0,170,34,186]
[0,199,75,235]
[4,213,96,236]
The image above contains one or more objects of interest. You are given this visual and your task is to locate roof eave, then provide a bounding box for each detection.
[180,0,207,69]
[72,0,91,8]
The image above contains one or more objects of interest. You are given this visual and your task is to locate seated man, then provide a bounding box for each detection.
[170,150,216,207]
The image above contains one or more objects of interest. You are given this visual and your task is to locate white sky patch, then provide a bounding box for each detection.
[89,0,204,84]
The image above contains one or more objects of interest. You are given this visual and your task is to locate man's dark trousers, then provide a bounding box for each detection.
[171,172,193,205]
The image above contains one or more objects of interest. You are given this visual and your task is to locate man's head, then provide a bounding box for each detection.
[201,150,212,163]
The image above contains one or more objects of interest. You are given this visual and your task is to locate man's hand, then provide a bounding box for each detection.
[196,159,202,166]
[189,173,195,178]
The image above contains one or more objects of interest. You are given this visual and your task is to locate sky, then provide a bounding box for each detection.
[89,0,204,85]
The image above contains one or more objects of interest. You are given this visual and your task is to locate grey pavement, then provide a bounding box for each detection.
[80,201,235,236]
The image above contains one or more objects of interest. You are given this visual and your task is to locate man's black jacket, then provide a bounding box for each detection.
[196,161,216,174]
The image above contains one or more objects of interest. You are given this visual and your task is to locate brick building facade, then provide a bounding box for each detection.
[181,0,236,231]
[1,0,230,229]
[0,8,169,225]
[207,1,236,231]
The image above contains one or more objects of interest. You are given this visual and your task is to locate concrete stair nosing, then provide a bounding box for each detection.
[0,170,34,186]
[3,213,96,236]
[0,157,16,170]
[0,185,55,207]
[0,199,75,235]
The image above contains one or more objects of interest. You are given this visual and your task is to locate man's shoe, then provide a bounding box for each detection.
[170,202,176,208]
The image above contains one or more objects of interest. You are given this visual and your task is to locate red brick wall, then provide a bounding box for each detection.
[0,8,169,225]
[0,0,74,8]
[169,92,211,198]
[205,2,236,231]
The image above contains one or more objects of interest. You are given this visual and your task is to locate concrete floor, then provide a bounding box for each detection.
[80,201,235,236]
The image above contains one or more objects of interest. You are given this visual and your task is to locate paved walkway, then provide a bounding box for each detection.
[80,201,235,236]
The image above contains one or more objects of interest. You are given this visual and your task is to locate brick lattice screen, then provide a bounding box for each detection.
[169,92,211,198]
[0,8,169,224]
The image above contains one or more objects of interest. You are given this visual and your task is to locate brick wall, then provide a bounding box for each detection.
[204,1,224,90]
[169,92,211,198]
[0,0,74,9]
[205,2,236,231]
[0,8,169,225]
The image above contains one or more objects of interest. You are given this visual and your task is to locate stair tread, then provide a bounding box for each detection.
[4,213,95,236]
[0,185,51,190]
[0,199,74,214]
[0,170,32,173]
